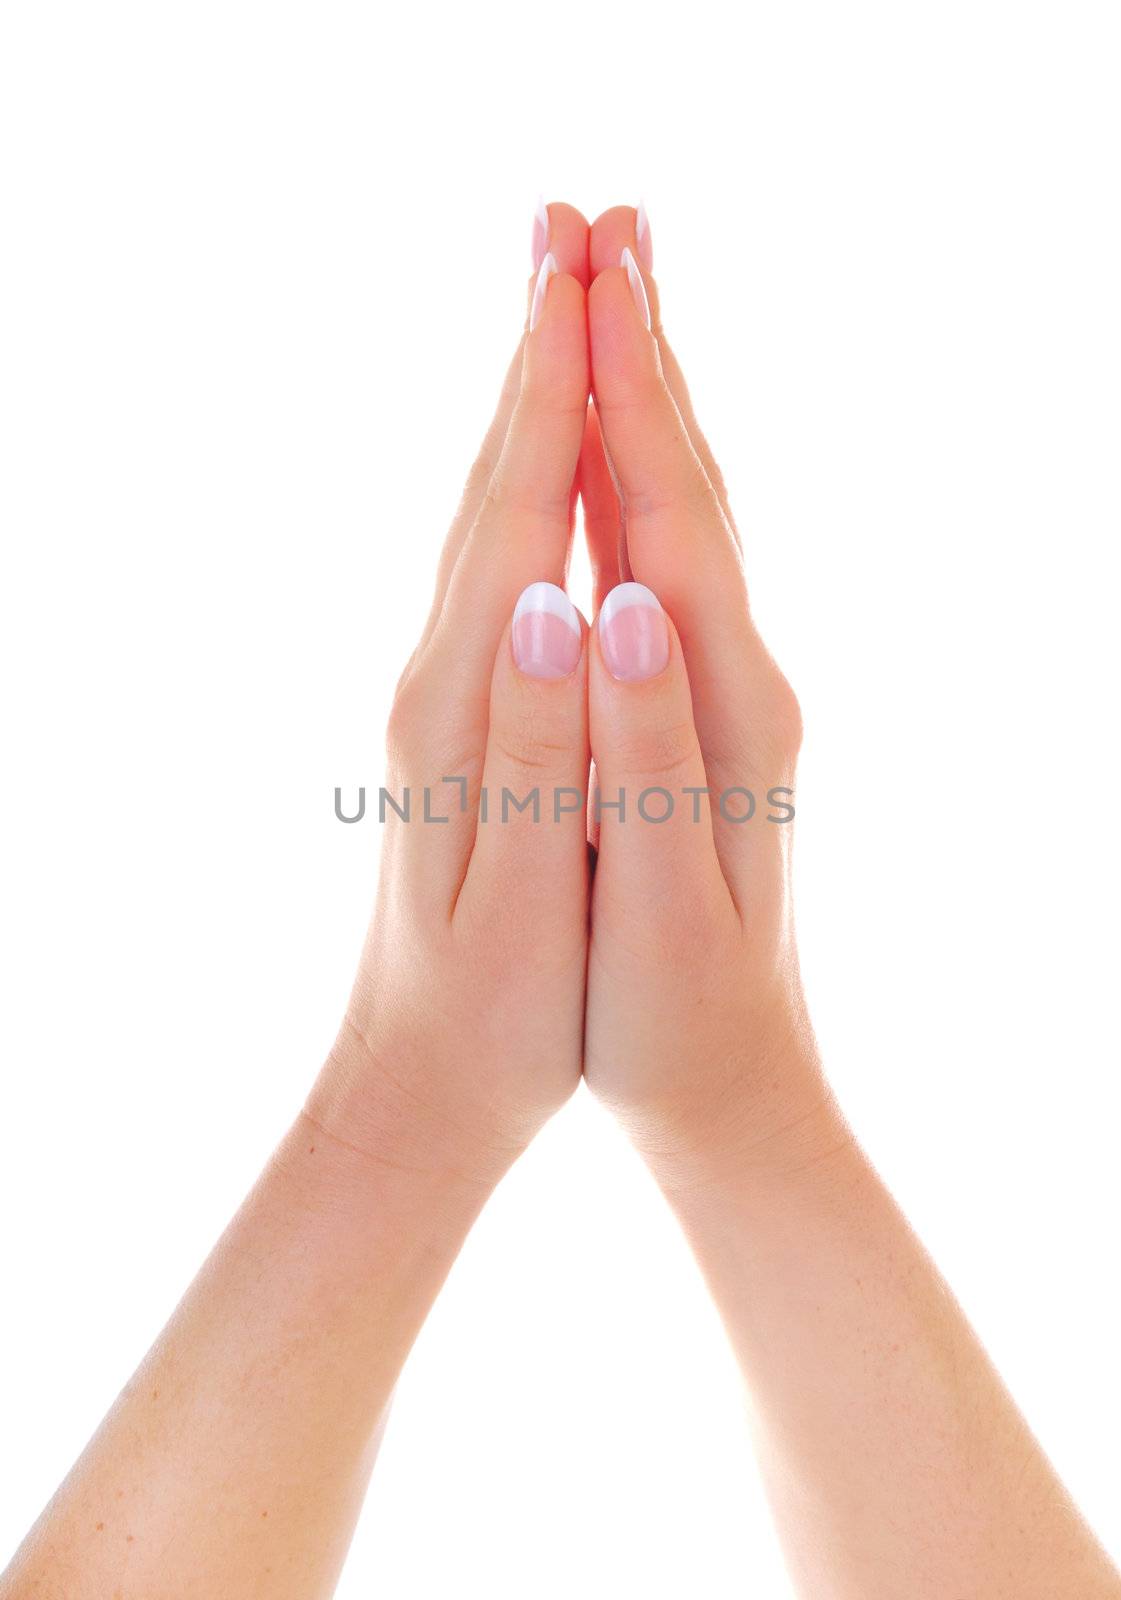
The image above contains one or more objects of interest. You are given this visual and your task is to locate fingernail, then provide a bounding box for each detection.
[635,200,653,271]
[620,247,651,331]
[529,252,557,332]
[598,583,669,681]
[512,582,582,679]
[531,196,549,271]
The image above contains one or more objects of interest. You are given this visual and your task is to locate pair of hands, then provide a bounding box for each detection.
[12,202,1119,1600]
[310,203,823,1197]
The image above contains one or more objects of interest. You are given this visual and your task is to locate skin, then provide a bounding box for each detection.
[580,208,1121,1599]
[2,203,1117,1600]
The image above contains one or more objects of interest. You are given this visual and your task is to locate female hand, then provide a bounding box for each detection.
[579,207,821,1183]
[307,203,595,1190]
[578,206,1120,1600]
[0,203,603,1600]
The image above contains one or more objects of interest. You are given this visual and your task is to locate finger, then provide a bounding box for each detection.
[577,404,624,613]
[413,202,590,662]
[588,260,738,583]
[389,260,589,897]
[431,262,589,705]
[414,339,523,665]
[384,206,589,914]
[589,205,737,538]
[589,265,800,902]
[588,581,730,932]
[587,259,751,706]
[456,582,589,934]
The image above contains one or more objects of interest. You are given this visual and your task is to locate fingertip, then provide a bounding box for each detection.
[587,265,631,330]
[589,206,640,277]
[620,248,652,330]
[535,267,586,318]
[529,251,558,332]
[589,204,663,333]
[594,581,672,685]
[511,581,586,681]
[635,200,653,271]
[534,201,591,287]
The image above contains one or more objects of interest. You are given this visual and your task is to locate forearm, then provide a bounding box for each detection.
[649,1038,1120,1600]
[2,1102,496,1599]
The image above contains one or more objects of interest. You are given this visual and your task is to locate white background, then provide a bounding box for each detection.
[2,2,1120,1592]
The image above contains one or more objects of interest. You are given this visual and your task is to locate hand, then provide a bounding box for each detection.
[579,208,826,1183]
[306,204,594,1190]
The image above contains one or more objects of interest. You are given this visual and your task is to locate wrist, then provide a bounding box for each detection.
[627,1016,856,1206]
[232,1104,498,1428]
[303,1014,527,1200]
[261,1100,501,1298]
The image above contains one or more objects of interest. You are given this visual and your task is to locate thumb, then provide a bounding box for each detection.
[588,583,730,927]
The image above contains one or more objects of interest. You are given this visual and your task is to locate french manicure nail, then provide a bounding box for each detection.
[620,247,651,331]
[531,196,549,271]
[512,582,582,679]
[598,582,669,681]
[635,200,653,271]
[529,252,557,332]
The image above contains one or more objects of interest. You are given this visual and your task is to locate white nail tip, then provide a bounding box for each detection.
[599,582,663,628]
[531,195,549,266]
[529,251,558,332]
[514,581,580,634]
[636,200,649,246]
[620,247,651,330]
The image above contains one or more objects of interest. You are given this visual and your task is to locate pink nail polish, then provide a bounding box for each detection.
[598,583,669,681]
[531,197,549,271]
[635,200,653,271]
[529,252,557,332]
[512,582,582,679]
[620,247,651,331]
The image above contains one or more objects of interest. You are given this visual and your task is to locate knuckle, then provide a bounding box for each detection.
[490,705,573,776]
[603,365,664,411]
[608,716,699,782]
[626,454,718,522]
[385,674,429,767]
[460,449,497,508]
[594,874,730,972]
[516,381,589,423]
[706,455,731,506]
[516,350,588,411]
[480,471,572,523]
[765,671,803,755]
[713,673,802,786]
[391,650,419,703]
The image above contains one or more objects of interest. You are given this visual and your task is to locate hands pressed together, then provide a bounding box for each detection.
[311,200,822,1204]
[6,204,1118,1600]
